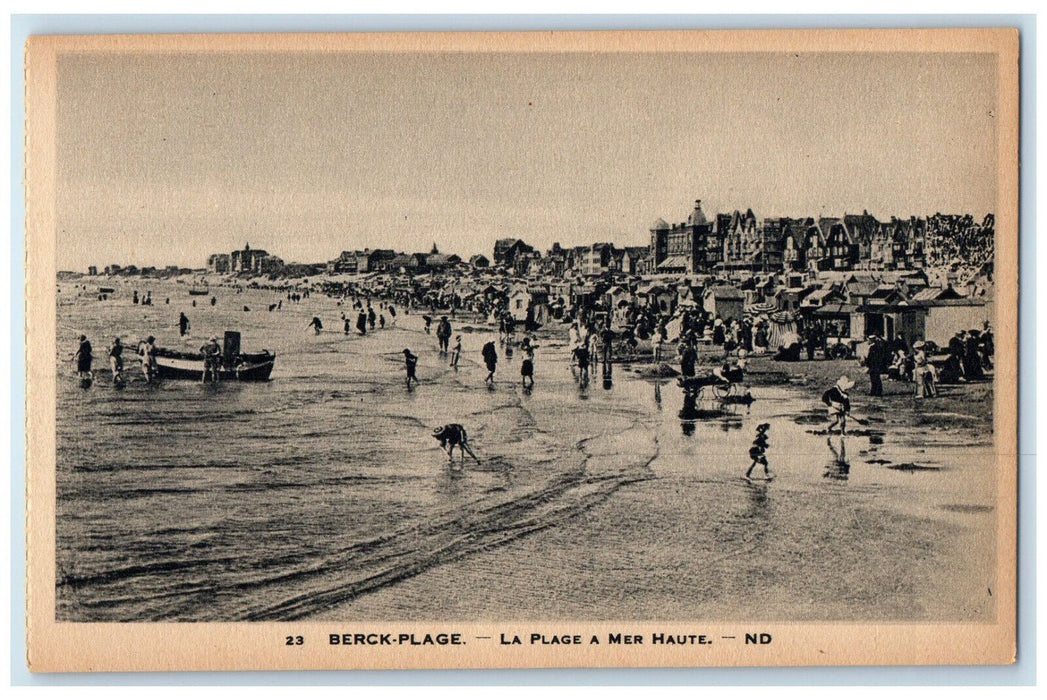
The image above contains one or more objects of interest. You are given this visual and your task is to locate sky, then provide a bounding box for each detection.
[55,50,998,270]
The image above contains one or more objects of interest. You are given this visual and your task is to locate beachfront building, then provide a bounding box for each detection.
[861,305,926,343]
[912,287,991,345]
[774,284,817,312]
[580,243,618,276]
[720,209,761,272]
[508,284,552,327]
[866,217,919,271]
[775,218,814,273]
[389,253,427,274]
[362,249,398,273]
[257,255,285,275]
[425,253,461,272]
[469,254,490,269]
[231,243,268,273]
[842,211,881,268]
[649,200,719,275]
[814,218,860,272]
[536,243,569,277]
[512,250,541,277]
[329,248,398,274]
[207,254,231,274]
[637,282,675,314]
[621,246,650,275]
[493,238,535,268]
[567,245,591,274]
[328,251,363,274]
[87,266,98,276]
[702,285,745,320]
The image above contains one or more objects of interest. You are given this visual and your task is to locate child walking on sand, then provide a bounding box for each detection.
[822,375,854,435]
[403,348,419,389]
[745,423,772,481]
[520,337,537,389]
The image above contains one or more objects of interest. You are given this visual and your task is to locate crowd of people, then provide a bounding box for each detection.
[923,213,995,273]
[69,275,998,485]
[860,323,993,399]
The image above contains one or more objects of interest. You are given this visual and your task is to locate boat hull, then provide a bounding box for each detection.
[153,351,276,382]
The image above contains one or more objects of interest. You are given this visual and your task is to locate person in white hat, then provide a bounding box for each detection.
[432,423,480,467]
[822,375,854,435]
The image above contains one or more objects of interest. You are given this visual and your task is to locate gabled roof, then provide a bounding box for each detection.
[425,254,459,266]
[814,303,860,315]
[703,285,745,300]
[804,286,845,304]
[843,212,881,244]
[912,297,987,308]
[844,280,879,297]
[911,285,965,302]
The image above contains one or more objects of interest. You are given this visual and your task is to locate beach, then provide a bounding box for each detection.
[55,279,996,622]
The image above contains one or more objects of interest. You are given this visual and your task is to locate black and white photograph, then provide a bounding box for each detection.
[25,29,1019,671]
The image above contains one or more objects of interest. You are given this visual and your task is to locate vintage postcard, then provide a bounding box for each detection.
[25,29,1018,672]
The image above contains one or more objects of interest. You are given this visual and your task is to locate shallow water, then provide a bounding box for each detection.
[55,280,996,622]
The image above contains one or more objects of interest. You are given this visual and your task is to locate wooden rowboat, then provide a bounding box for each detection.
[153,348,276,382]
[152,331,275,382]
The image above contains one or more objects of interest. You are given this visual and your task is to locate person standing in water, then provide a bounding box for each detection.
[403,348,419,389]
[178,312,190,337]
[108,337,125,385]
[573,342,591,386]
[745,423,772,481]
[520,337,537,389]
[823,375,854,435]
[138,335,157,382]
[201,336,222,383]
[482,339,498,385]
[450,335,463,370]
[74,334,93,381]
[436,316,452,353]
[356,310,367,335]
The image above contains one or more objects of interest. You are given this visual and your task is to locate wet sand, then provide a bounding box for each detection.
[56,279,997,622]
[331,367,996,622]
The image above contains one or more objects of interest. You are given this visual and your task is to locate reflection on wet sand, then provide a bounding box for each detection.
[56,281,996,622]
[824,436,851,481]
